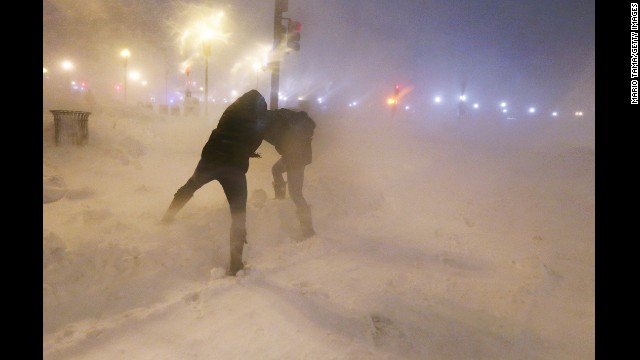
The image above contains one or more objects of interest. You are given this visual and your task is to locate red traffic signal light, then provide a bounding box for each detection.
[286,20,301,51]
[290,20,302,32]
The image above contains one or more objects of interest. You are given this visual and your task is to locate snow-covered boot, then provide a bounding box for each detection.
[296,205,315,239]
[161,185,194,223]
[273,181,286,200]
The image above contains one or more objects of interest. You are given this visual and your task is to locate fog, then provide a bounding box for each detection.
[43,1,594,359]
[43,0,594,114]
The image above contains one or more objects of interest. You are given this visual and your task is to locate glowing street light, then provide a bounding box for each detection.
[121,49,130,104]
[473,103,479,109]
[61,60,73,71]
[500,101,507,108]
[552,111,558,117]
[178,10,229,116]
[129,70,141,82]
[459,94,467,102]
[528,107,536,114]
[61,60,74,93]
[434,96,442,103]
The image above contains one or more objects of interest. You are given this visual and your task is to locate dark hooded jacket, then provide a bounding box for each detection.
[200,90,268,173]
[263,108,316,169]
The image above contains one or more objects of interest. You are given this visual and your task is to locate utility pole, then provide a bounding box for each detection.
[270,0,287,110]
[270,0,302,110]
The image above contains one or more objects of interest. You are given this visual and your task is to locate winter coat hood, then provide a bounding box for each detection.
[200,89,268,172]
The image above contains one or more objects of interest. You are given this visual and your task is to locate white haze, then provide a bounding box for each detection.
[43,0,594,358]
[43,79,594,359]
[43,0,595,113]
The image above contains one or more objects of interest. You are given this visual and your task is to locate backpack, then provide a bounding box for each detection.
[280,109,315,140]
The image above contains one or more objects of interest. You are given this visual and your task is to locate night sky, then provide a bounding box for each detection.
[43,0,595,111]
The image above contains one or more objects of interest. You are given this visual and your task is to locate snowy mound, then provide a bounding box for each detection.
[43,104,594,359]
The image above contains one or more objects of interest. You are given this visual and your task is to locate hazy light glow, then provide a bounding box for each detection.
[574,111,583,117]
[502,108,508,113]
[129,71,141,81]
[528,107,536,113]
[61,60,74,71]
[178,9,229,59]
[552,111,558,117]
[459,95,466,101]
[500,102,507,108]
[473,103,479,108]
[43,68,48,74]
[434,96,442,103]
[120,49,130,58]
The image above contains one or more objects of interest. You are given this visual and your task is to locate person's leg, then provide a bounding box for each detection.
[271,157,287,199]
[218,167,249,275]
[161,159,217,223]
[286,167,308,209]
[287,166,315,238]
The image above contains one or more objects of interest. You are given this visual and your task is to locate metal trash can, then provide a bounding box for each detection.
[50,110,91,146]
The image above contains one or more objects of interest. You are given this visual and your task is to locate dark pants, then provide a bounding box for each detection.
[272,157,308,210]
[165,158,249,274]
[176,159,248,231]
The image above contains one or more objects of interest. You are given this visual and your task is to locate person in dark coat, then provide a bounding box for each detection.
[263,108,316,239]
[161,89,268,276]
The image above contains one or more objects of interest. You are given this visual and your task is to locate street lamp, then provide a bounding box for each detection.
[177,10,228,117]
[202,40,212,116]
[61,60,74,94]
[121,49,130,104]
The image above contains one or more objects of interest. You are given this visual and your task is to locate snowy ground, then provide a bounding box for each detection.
[43,98,594,359]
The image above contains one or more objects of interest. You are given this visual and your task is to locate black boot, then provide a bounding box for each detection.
[227,226,246,276]
[296,205,315,240]
[161,181,196,223]
[227,213,247,276]
[273,181,286,200]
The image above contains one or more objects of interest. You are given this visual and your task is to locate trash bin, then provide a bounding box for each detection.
[50,110,91,146]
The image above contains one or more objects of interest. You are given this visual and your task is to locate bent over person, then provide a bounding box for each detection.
[264,108,316,239]
[161,89,268,276]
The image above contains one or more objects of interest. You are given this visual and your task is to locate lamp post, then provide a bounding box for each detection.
[61,60,73,95]
[202,41,211,116]
[120,49,130,105]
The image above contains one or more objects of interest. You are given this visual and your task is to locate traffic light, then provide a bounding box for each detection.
[286,20,301,51]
